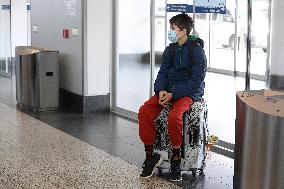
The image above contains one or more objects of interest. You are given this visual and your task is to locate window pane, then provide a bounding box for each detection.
[0,0,12,75]
[250,1,268,76]
[117,0,151,112]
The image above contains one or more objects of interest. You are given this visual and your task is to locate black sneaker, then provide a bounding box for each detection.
[140,153,163,178]
[170,161,182,182]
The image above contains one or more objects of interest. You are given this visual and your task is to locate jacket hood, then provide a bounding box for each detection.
[188,35,204,48]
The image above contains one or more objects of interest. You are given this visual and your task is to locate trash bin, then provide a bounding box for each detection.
[234,90,284,189]
[15,46,59,111]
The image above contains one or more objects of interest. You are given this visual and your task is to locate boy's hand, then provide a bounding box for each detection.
[159,91,167,102]
[159,92,172,107]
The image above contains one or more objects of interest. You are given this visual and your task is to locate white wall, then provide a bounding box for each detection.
[31,0,113,97]
[11,0,28,56]
[270,0,284,75]
[119,0,150,54]
[31,0,83,95]
[86,0,112,96]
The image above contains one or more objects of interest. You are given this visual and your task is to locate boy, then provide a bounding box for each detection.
[138,13,207,182]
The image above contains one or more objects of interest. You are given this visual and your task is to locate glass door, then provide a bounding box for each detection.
[113,0,269,148]
[114,0,193,116]
[0,0,12,77]
[205,0,268,144]
[236,0,269,79]
[115,0,151,116]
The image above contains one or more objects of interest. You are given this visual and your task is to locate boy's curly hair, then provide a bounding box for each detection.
[169,13,194,35]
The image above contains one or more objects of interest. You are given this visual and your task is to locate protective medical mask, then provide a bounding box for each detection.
[168,30,179,43]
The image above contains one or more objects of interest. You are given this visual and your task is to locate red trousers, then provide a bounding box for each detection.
[138,95,193,147]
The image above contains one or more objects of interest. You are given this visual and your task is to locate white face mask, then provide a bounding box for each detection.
[168,30,179,43]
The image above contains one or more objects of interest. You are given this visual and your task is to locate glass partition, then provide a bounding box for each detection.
[114,0,269,146]
[236,0,268,78]
[117,0,151,113]
[0,0,12,76]
[249,0,268,77]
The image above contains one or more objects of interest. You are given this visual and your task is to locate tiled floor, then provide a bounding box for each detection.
[0,103,181,189]
[0,75,234,188]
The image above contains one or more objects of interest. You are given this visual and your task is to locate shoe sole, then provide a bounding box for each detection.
[140,155,163,179]
[170,177,182,182]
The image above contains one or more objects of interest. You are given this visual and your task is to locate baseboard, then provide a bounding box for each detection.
[83,94,110,113]
[269,75,284,91]
[59,88,110,113]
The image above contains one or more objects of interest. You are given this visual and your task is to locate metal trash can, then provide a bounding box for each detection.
[15,46,59,111]
[234,90,284,189]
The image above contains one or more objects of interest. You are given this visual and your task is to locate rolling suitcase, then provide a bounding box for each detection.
[153,100,209,177]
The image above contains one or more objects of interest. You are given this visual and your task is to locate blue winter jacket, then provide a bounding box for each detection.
[154,36,207,101]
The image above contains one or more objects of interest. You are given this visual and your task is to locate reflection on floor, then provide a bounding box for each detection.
[0,76,233,188]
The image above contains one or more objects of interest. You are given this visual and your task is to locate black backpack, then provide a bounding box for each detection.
[167,36,205,70]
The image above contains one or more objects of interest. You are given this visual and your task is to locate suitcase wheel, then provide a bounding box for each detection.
[199,170,205,177]
[192,170,197,178]
[158,167,163,175]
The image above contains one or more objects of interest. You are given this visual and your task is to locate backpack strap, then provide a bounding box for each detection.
[186,37,204,75]
[188,40,198,65]
[167,43,176,65]
[188,36,204,59]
